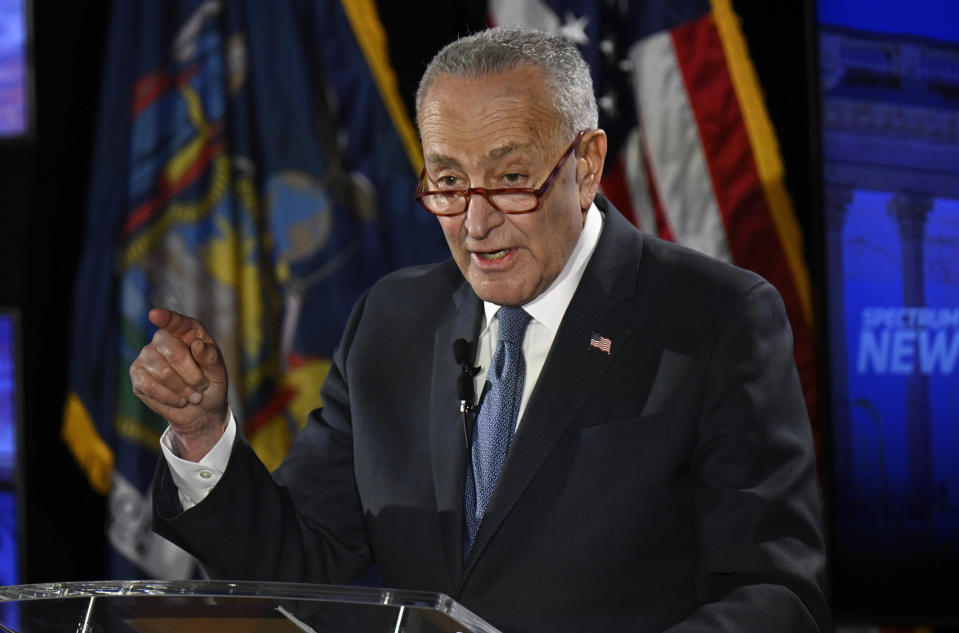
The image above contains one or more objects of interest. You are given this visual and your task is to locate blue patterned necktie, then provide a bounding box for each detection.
[464,306,532,558]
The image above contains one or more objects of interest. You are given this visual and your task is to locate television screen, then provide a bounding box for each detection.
[818,0,959,623]
[0,0,28,137]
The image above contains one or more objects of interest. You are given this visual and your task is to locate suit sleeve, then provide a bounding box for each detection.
[663,280,830,633]
[152,290,373,584]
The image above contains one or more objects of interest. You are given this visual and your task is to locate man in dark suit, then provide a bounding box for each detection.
[132,26,829,633]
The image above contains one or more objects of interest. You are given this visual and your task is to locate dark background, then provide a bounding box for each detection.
[0,1,819,585]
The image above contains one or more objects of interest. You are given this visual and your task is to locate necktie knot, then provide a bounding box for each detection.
[496,306,531,345]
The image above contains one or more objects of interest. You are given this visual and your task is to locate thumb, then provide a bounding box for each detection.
[190,338,226,380]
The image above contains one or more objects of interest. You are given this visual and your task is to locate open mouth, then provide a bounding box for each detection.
[478,248,511,261]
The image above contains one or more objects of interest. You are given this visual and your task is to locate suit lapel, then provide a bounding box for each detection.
[461,205,644,581]
[430,279,483,585]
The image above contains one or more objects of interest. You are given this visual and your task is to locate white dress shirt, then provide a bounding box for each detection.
[159,413,236,510]
[162,203,604,509]
[474,203,603,428]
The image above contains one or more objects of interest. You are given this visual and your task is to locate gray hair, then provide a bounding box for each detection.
[415,25,598,139]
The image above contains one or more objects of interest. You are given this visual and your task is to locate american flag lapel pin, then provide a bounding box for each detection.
[588,332,612,355]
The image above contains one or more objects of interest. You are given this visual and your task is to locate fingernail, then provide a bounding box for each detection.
[177,398,187,407]
[196,382,208,393]
[188,392,203,405]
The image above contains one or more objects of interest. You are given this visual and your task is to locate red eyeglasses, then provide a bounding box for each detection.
[415,130,588,216]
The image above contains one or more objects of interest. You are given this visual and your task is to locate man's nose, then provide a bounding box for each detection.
[464,192,504,239]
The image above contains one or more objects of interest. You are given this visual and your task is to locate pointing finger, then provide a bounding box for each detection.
[148,308,173,329]
[149,308,217,348]
[149,308,205,339]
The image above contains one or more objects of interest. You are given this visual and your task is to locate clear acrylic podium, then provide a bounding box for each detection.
[0,580,504,633]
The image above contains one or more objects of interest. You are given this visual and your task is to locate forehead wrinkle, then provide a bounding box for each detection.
[424,140,537,172]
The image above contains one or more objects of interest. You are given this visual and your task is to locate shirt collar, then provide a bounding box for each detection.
[483,202,604,333]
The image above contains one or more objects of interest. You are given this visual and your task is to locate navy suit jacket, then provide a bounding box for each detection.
[154,197,829,633]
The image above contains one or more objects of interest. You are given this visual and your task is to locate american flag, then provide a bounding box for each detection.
[490,0,819,445]
[590,332,613,355]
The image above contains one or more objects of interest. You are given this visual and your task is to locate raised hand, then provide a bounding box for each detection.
[129,308,230,462]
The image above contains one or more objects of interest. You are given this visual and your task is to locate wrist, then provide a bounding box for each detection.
[170,410,229,462]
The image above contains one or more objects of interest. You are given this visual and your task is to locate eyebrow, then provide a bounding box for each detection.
[423,152,460,168]
[487,142,534,162]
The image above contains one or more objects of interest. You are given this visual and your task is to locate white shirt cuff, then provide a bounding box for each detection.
[159,412,236,510]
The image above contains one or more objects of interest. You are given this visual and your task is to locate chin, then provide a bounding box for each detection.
[471,284,534,307]
[464,266,544,306]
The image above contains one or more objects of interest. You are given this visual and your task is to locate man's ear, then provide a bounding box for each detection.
[576,129,608,210]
